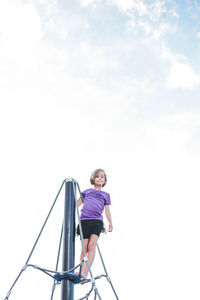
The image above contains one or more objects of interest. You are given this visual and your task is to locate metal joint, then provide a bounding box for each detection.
[83,257,88,262]
[64,178,71,183]
[6,291,11,299]
[106,275,111,282]
[22,264,28,271]
[33,265,39,269]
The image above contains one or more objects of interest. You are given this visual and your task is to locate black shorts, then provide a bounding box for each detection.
[77,219,103,239]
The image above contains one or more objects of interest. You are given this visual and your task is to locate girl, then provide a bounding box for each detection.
[77,169,113,279]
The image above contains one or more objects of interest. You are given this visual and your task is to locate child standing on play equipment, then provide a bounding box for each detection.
[77,168,113,279]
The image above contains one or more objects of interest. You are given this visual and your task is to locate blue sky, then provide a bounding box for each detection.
[1,1,200,299]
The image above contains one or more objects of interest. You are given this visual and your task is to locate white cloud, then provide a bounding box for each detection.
[0,0,71,91]
[136,20,172,41]
[110,0,178,42]
[109,0,136,11]
[149,0,167,20]
[0,1,43,75]
[110,0,175,21]
[162,46,200,89]
[168,62,200,89]
[197,31,200,39]
[80,41,90,54]
[37,0,57,4]
[80,0,97,7]
[0,3,42,45]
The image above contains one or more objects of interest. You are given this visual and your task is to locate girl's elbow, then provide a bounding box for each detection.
[77,198,83,207]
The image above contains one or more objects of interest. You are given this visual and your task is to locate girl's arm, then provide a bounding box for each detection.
[104,205,113,232]
[77,197,83,207]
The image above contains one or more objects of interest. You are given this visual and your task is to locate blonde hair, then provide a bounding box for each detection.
[90,169,107,187]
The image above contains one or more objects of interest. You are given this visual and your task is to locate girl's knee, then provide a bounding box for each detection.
[88,243,95,252]
[88,236,98,251]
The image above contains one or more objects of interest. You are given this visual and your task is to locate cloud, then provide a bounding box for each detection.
[134,19,175,41]
[0,2,42,47]
[168,62,200,89]
[109,0,138,11]
[109,0,178,42]
[0,1,44,86]
[109,0,178,20]
[0,0,72,94]
[80,0,97,7]
[162,46,200,89]
[78,0,178,42]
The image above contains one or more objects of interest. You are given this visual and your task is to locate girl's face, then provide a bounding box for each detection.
[94,171,106,187]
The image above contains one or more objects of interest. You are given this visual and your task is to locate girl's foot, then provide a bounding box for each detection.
[81,271,88,279]
[75,271,87,279]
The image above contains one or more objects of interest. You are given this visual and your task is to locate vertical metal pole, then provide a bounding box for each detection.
[61,180,75,300]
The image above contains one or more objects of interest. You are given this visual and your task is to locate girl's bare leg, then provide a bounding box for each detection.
[79,239,89,275]
[81,234,98,278]
[80,239,89,260]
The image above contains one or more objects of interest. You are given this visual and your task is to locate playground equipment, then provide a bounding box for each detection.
[4,179,119,300]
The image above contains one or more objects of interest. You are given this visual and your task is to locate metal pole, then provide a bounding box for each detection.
[61,180,76,300]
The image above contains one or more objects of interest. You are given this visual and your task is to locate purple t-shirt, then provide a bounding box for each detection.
[80,188,111,221]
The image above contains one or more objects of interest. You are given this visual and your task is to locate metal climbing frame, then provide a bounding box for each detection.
[4,178,119,300]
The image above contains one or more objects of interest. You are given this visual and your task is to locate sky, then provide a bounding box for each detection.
[1,0,200,299]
